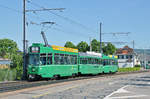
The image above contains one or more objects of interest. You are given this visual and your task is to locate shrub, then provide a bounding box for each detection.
[118,67,141,72]
[135,65,141,67]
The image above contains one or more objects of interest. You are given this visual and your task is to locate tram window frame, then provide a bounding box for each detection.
[59,54,64,65]
[80,58,87,64]
[103,59,109,66]
[84,58,88,64]
[80,58,83,64]
[92,58,95,64]
[98,59,102,65]
[67,55,72,64]
[54,54,77,65]
[40,53,47,65]
[54,53,60,65]
[72,55,77,64]
[103,59,106,66]
[47,53,52,65]
[95,59,98,64]
[88,58,91,64]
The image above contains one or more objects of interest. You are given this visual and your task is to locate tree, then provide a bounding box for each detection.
[103,42,116,55]
[11,53,23,79]
[91,39,105,53]
[77,41,89,52]
[0,38,23,80]
[64,41,76,48]
[0,39,18,58]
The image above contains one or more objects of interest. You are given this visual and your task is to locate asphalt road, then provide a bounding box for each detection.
[1,72,150,99]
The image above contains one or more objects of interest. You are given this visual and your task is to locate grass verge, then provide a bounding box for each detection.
[118,67,141,72]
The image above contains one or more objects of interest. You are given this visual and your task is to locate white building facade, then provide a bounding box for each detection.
[116,46,140,68]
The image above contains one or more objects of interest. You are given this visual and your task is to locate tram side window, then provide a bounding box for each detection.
[70,55,74,64]
[103,59,109,66]
[95,59,98,64]
[54,53,60,64]
[64,54,69,64]
[60,54,65,64]
[80,58,83,64]
[110,59,115,65]
[54,54,77,65]
[70,55,77,64]
[67,55,71,64]
[47,53,52,65]
[91,58,95,64]
[85,58,88,64]
[74,55,77,64]
[88,58,91,64]
[40,54,46,65]
[98,59,102,65]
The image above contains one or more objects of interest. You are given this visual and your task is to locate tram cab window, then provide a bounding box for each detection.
[29,54,39,66]
[47,53,52,65]
[40,54,46,65]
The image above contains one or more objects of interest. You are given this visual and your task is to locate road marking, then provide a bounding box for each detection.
[32,85,79,98]
[108,81,118,85]
[110,95,147,99]
[104,85,148,99]
[104,85,129,99]
[147,82,150,84]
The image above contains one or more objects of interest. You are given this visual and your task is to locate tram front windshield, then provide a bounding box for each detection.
[29,54,39,66]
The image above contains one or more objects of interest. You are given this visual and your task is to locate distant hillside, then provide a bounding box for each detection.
[134,49,150,55]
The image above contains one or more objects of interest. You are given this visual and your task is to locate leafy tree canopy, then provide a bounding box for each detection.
[91,39,105,53]
[77,41,89,52]
[64,41,76,49]
[0,39,18,58]
[0,38,23,80]
[103,42,116,55]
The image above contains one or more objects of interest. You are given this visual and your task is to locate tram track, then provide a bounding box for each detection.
[0,70,149,94]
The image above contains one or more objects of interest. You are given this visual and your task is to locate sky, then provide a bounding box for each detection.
[0,0,150,50]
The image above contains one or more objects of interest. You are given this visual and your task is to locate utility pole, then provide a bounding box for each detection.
[89,37,92,51]
[25,40,28,53]
[133,40,135,67]
[144,49,146,69]
[23,0,27,80]
[21,0,65,80]
[100,22,102,54]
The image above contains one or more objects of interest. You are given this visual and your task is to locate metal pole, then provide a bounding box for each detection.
[100,22,102,54]
[133,40,135,67]
[23,0,26,79]
[90,37,92,51]
[25,40,28,53]
[144,49,146,69]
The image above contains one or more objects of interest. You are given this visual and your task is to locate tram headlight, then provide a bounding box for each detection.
[32,68,36,72]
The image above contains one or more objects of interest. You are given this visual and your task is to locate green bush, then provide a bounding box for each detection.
[135,65,141,67]
[0,69,17,81]
[118,67,141,72]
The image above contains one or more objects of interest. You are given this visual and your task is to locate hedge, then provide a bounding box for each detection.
[0,69,17,81]
[118,67,141,72]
